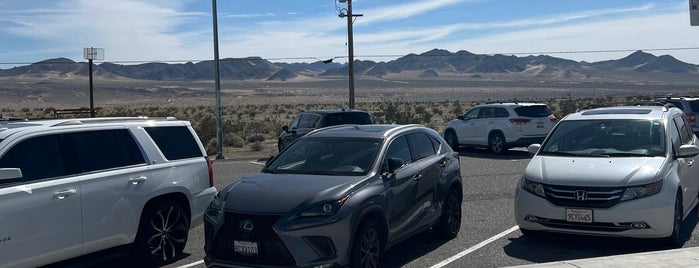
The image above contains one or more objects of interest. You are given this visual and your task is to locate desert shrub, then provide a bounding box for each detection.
[205,138,217,156]
[246,134,266,143]
[223,133,245,148]
[250,141,263,151]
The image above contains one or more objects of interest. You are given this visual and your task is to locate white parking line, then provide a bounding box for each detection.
[177,260,204,268]
[429,225,520,268]
[249,160,265,166]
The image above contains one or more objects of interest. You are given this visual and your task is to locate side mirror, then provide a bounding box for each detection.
[677,144,699,158]
[527,144,541,155]
[457,116,466,120]
[385,157,404,173]
[282,126,289,132]
[0,168,23,184]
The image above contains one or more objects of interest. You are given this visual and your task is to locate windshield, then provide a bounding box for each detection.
[540,119,666,157]
[265,137,381,175]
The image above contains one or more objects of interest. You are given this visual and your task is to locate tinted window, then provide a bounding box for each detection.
[266,137,380,175]
[63,129,144,173]
[408,132,436,160]
[385,136,411,167]
[298,114,319,128]
[463,108,480,119]
[690,101,699,112]
[495,108,509,117]
[145,126,203,160]
[288,115,301,129]
[673,116,692,144]
[0,134,67,181]
[514,105,552,117]
[322,112,372,126]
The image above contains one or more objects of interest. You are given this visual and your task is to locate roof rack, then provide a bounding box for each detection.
[49,117,178,127]
[580,100,671,110]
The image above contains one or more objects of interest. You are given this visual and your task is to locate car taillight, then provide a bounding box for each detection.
[205,156,214,187]
[509,118,531,125]
[549,115,557,123]
[687,113,696,123]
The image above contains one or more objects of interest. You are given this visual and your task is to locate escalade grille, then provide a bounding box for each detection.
[544,185,624,208]
[211,212,295,266]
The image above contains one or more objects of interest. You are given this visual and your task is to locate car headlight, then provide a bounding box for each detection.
[299,196,349,217]
[621,180,662,201]
[522,178,546,197]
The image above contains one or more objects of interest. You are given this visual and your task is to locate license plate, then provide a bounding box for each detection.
[234,240,259,256]
[536,122,544,128]
[566,208,593,223]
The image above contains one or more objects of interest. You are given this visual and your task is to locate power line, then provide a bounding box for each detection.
[2,47,699,66]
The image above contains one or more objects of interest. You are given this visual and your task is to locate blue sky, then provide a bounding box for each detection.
[1,0,698,68]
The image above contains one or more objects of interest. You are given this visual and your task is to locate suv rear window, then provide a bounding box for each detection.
[689,100,699,111]
[322,112,372,126]
[145,126,203,160]
[514,105,552,117]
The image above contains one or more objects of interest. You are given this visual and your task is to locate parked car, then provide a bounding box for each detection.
[443,102,557,153]
[0,117,217,267]
[515,105,699,246]
[654,97,699,134]
[204,124,462,268]
[278,109,372,151]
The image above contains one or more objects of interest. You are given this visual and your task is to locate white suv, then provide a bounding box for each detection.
[443,102,557,153]
[515,105,699,246]
[0,117,217,267]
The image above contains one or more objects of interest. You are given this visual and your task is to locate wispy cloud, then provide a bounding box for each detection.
[357,0,472,25]
[223,13,277,18]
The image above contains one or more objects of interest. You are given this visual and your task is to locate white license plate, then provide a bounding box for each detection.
[566,208,593,223]
[234,240,259,256]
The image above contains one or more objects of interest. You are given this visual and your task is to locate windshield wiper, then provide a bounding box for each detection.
[605,152,656,157]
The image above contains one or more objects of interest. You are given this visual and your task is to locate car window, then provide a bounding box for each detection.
[267,137,380,175]
[385,135,411,167]
[689,101,699,112]
[0,134,67,182]
[514,105,552,117]
[408,132,436,160]
[145,126,203,160]
[495,108,509,117]
[322,112,372,126]
[673,115,692,144]
[62,129,145,173]
[463,108,480,119]
[479,108,496,118]
[298,114,319,129]
[288,115,301,129]
[540,119,666,156]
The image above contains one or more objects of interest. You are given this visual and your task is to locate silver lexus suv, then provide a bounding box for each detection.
[515,105,699,246]
[0,117,217,267]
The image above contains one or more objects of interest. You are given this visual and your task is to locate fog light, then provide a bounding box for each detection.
[525,215,538,222]
[631,222,648,229]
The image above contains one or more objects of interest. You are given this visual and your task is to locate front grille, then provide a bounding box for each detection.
[544,185,624,208]
[211,212,295,266]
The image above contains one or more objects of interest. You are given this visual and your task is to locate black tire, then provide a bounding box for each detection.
[519,228,540,237]
[351,220,383,268]
[665,193,683,248]
[488,132,507,154]
[434,187,462,239]
[444,130,459,150]
[133,201,190,266]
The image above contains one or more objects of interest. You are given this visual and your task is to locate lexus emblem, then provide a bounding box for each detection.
[239,219,254,232]
[575,190,587,201]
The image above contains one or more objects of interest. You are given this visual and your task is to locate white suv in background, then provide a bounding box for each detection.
[0,117,217,267]
[515,105,699,246]
[443,102,557,153]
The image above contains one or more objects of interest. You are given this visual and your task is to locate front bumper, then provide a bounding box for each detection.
[514,186,676,238]
[204,210,354,268]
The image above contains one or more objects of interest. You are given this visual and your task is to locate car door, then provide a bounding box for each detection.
[63,129,151,252]
[454,107,482,144]
[382,135,422,238]
[405,132,443,228]
[470,107,497,145]
[0,134,82,268]
[671,115,699,211]
[282,114,320,146]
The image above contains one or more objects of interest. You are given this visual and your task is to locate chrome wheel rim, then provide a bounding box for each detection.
[147,206,188,261]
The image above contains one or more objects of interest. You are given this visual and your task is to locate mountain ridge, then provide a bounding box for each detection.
[1,49,697,81]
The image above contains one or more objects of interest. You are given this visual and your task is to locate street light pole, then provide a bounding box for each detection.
[339,0,362,109]
[212,0,224,159]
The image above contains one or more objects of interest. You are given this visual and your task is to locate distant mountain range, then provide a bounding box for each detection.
[1,49,697,81]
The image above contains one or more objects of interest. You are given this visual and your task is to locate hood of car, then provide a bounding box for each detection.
[525,156,665,186]
[220,172,366,214]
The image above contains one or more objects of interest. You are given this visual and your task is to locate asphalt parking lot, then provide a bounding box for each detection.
[46,148,699,268]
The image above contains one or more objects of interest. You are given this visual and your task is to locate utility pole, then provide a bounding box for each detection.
[339,0,362,109]
[212,0,224,159]
[83,47,103,117]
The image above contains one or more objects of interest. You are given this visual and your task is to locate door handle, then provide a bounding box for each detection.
[688,159,695,166]
[413,173,423,181]
[129,176,148,185]
[54,189,77,200]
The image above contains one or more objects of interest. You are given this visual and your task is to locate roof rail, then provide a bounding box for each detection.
[580,100,669,110]
[50,116,178,127]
